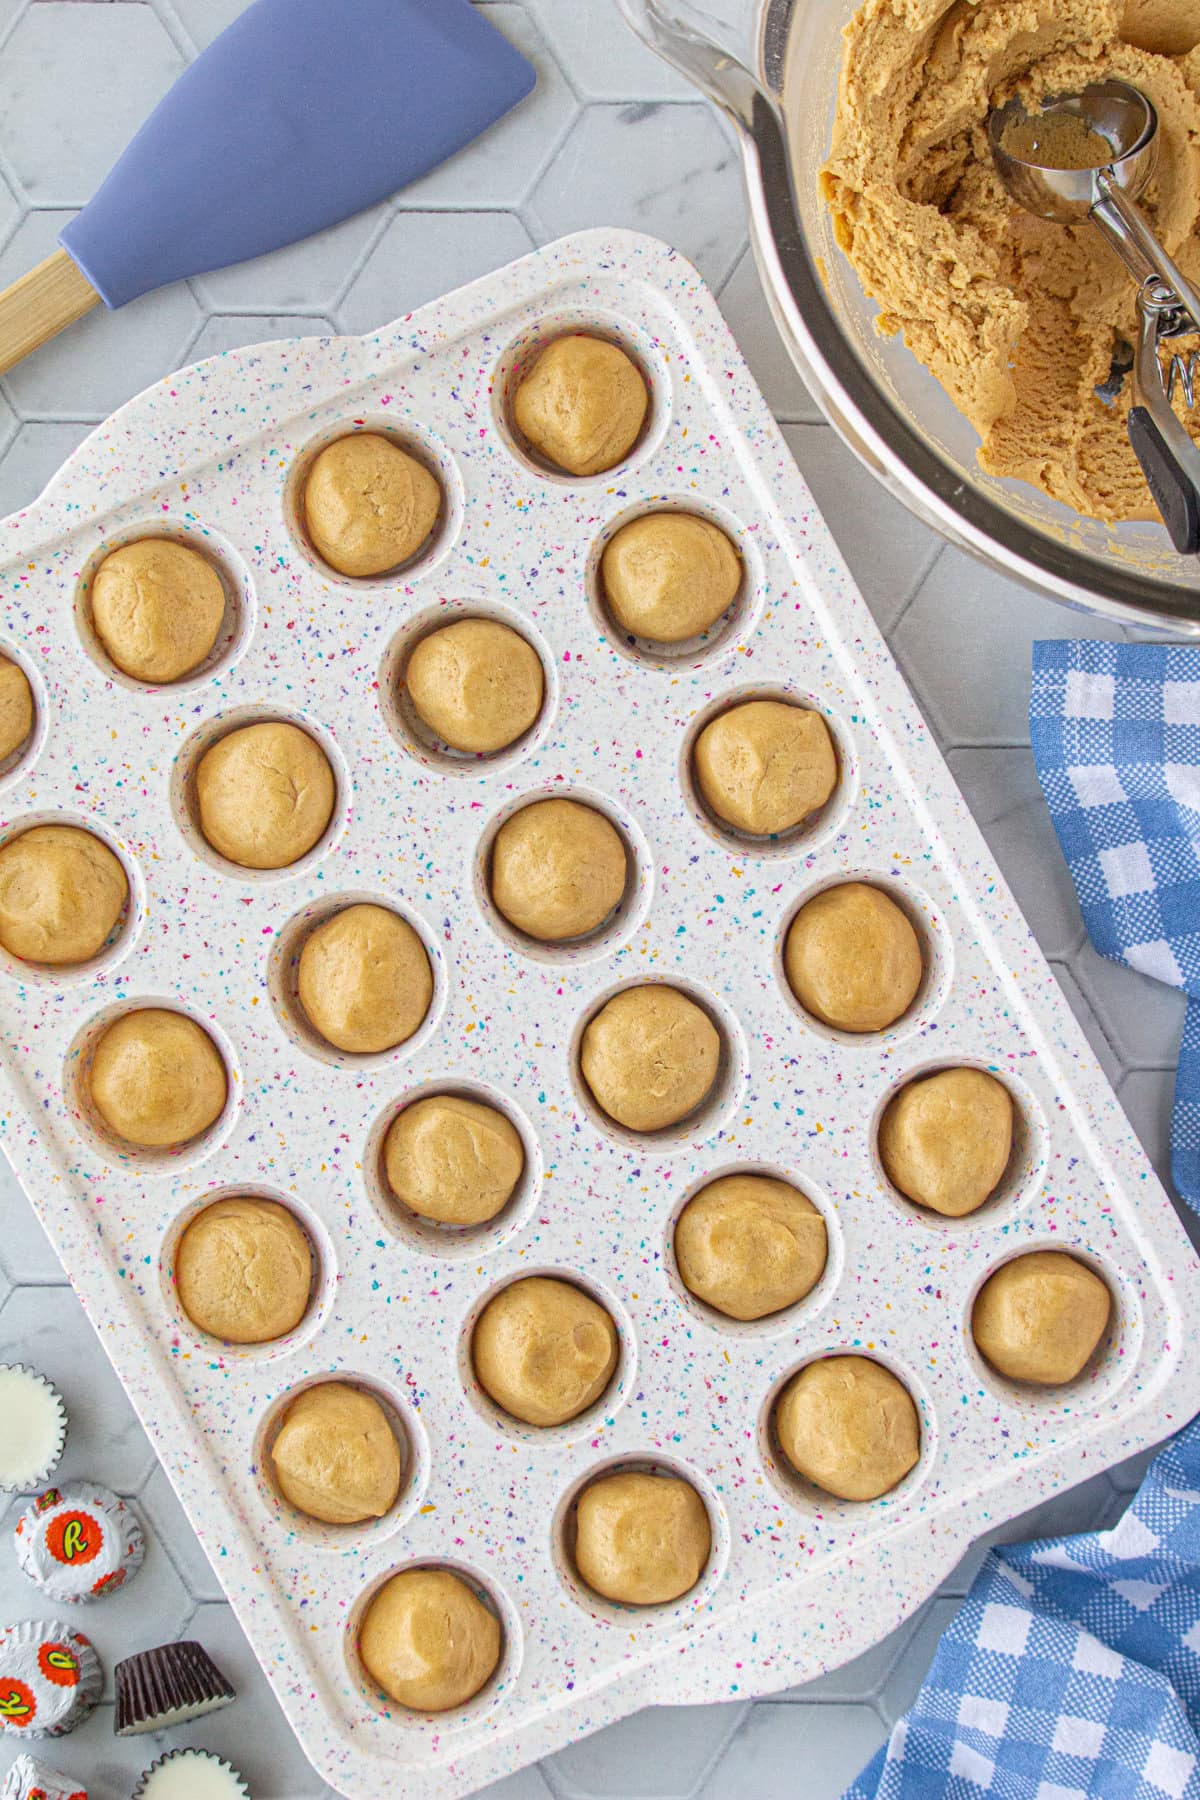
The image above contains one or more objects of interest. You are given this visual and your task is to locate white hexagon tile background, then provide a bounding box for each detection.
[0,3,1186,1798]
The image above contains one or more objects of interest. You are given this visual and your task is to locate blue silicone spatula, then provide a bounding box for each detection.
[0,0,534,373]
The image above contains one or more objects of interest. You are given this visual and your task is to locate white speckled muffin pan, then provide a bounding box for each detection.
[0,230,1198,1798]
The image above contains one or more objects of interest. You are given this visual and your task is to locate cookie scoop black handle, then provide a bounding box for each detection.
[1128,405,1200,555]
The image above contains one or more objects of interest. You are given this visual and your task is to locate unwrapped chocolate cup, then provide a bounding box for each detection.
[0,1620,101,1738]
[114,1640,235,1736]
[1,1752,88,1799]
[131,1749,249,1800]
[14,1482,144,1603]
[0,1365,68,1493]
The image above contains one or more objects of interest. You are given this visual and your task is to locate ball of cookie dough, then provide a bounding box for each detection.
[0,823,127,966]
[879,1067,1013,1217]
[384,1093,524,1226]
[581,985,720,1133]
[490,798,628,942]
[472,1277,618,1427]
[298,904,433,1055]
[176,1196,313,1344]
[675,1174,827,1321]
[513,334,648,476]
[0,655,33,761]
[90,539,226,684]
[359,1567,501,1712]
[303,433,441,578]
[574,1471,710,1606]
[269,1382,401,1524]
[406,618,543,755]
[972,1251,1111,1385]
[784,882,922,1033]
[776,1356,920,1502]
[89,1007,227,1149]
[694,701,837,837]
[195,720,336,870]
[601,513,741,645]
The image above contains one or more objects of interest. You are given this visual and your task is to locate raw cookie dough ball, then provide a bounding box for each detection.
[972,1251,1111,1385]
[490,798,627,942]
[776,1355,920,1502]
[406,618,543,755]
[384,1093,524,1226]
[675,1174,827,1321]
[581,985,720,1133]
[176,1196,313,1344]
[513,333,648,476]
[359,1567,500,1712]
[574,1471,711,1605]
[90,539,226,684]
[0,824,127,966]
[298,904,433,1055]
[879,1067,1013,1217]
[195,720,335,870]
[303,433,441,578]
[472,1277,618,1427]
[694,701,837,837]
[269,1382,401,1524]
[784,882,922,1033]
[601,513,741,645]
[0,655,33,761]
[89,1007,227,1149]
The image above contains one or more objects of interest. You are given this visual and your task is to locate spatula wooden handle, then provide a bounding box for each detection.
[0,248,101,377]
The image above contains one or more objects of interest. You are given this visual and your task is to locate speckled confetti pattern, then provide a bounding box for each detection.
[0,231,1196,1799]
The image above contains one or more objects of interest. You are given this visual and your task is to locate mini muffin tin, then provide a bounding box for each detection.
[0,231,1197,1797]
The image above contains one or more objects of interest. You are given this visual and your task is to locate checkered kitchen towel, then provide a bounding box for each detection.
[845,641,1200,1799]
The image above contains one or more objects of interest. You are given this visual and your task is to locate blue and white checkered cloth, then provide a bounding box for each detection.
[846,641,1200,1800]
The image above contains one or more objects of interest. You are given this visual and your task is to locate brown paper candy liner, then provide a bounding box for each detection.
[131,1749,249,1800]
[0,1620,101,1738]
[113,1640,235,1736]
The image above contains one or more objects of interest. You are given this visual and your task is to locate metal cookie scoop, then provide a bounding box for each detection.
[989,79,1200,553]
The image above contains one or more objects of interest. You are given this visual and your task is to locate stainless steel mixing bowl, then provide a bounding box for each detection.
[619,0,1200,632]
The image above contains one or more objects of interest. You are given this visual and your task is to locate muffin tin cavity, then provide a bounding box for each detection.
[169,704,350,883]
[775,870,951,1047]
[585,495,761,671]
[347,1560,520,1726]
[680,684,855,858]
[64,998,240,1174]
[870,1059,1048,1232]
[473,785,652,965]
[74,520,254,694]
[963,1242,1134,1416]
[458,1267,635,1442]
[363,1078,541,1259]
[492,314,668,484]
[0,810,144,988]
[285,417,462,587]
[254,1372,428,1550]
[379,597,557,776]
[758,1351,933,1519]
[0,639,46,792]
[161,1186,335,1363]
[569,976,746,1151]
[266,891,446,1071]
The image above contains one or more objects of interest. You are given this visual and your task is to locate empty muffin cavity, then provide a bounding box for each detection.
[286,419,460,585]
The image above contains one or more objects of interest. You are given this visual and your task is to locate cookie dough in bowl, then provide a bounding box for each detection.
[405,618,543,755]
[674,1174,828,1321]
[359,1567,501,1712]
[383,1093,525,1227]
[879,1067,1014,1217]
[268,1382,402,1524]
[580,985,721,1133]
[303,433,441,577]
[600,512,741,645]
[775,1355,920,1502]
[972,1250,1112,1385]
[0,655,34,762]
[175,1196,313,1344]
[490,798,628,943]
[88,1008,227,1150]
[472,1276,619,1428]
[573,1469,711,1606]
[89,539,226,684]
[694,701,838,838]
[0,823,128,966]
[195,719,336,871]
[784,882,923,1033]
[513,333,648,476]
[297,903,433,1055]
